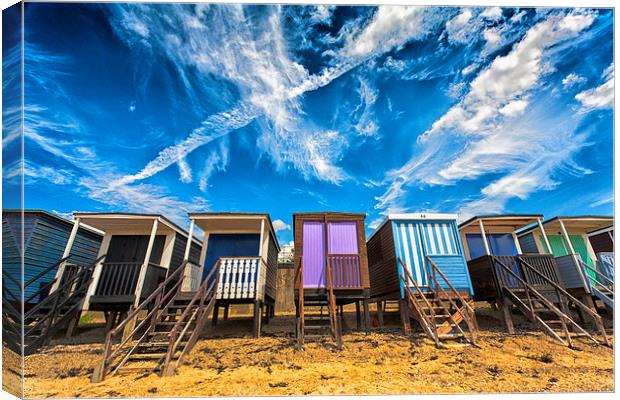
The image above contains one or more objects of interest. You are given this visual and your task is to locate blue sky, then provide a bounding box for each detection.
[2,4,614,245]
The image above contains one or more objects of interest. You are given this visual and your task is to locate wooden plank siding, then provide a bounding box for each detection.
[3,211,102,302]
[589,231,613,254]
[367,220,399,299]
[169,233,202,274]
[293,212,370,291]
[264,235,279,302]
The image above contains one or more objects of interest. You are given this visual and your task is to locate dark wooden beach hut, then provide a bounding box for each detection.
[2,209,103,354]
[293,212,371,349]
[367,213,477,345]
[459,215,608,347]
[517,216,614,312]
[184,212,280,338]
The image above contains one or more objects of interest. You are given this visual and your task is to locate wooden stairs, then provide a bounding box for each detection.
[579,260,614,310]
[2,255,103,355]
[399,257,477,346]
[91,260,219,382]
[294,256,342,350]
[494,256,610,348]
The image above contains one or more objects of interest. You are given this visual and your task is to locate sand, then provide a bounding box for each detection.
[20,306,613,398]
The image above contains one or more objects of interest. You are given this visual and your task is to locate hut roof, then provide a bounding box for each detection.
[4,209,104,236]
[458,214,543,234]
[72,212,201,245]
[517,215,613,236]
[188,212,280,251]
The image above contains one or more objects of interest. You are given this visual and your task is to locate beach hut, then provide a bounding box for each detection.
[183,212,280,338]
[74,213,202,321]
[293,212,371,349]
[367,213,477,345]
[2,209,103,354]
[459,215,608,347]
[85,212,211,382]
[517,216,614,311]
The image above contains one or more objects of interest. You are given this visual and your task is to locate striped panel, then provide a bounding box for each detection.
[216,257,260,300]
[419,222,459,256]
[393,222,427,287]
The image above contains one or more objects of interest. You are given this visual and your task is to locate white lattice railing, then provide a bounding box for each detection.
[215,257,266,301]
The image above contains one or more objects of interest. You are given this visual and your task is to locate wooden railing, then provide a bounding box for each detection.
[17,255,104,354]
[91,260,189,382]
[215,257,263,300]
[426,257,477,344]
[520,254,562,287]
[294,256,304,349]
[94,262,165,298]
[398,257,438,346]
[325,253,342,349]
[497,257,609,347]
[328,254,361,289]
[578,260,614,305]
[162,261,220,376]
[492,256,526,290]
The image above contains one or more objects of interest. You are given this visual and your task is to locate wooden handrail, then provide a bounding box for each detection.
[495,257,608,346]
[164,261,220,373]
[325,253,340,348]
[24,256,71,289]
[425,257,476,344]
[295,256,304,349]
[517,256,608,321]
[580,260,614,288]
[398,257,438,344]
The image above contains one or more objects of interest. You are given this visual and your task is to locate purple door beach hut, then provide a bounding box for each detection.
[293,212,371,349]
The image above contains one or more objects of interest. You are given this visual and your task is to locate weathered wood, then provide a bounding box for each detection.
[376,301,384,327]
[499,299,515,334]
[363,299,370,334]
[212,304,219,327]
[399,298,411,335]
[355,301,361,330]
[253,300,262,338]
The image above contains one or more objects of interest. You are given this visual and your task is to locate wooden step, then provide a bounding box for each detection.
[128,353,166,360]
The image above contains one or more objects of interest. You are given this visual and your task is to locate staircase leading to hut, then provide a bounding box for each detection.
[579,260,614,311]
[399,257,478,346]
[91,260,219,382]
[294,256,342,350]
[493,256,610,348]
[2,256,104,355]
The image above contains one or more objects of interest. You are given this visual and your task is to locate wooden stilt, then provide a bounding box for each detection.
[399,298,411,335]
[121,306,136,342]
[376,301,384,327]
[65,311,80,338]
[223,304,229,321]
[355,301,361,330]
[363,299,370,334]
[253,300,262,338]
[212,304,219,327]
[581,295,598,324]
[264,304,270,325]
[499,299,515,334]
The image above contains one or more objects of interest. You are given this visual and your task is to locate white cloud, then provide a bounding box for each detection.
[591,194,613,208]
[177,157,192,183]
[353,77,379,136]
[499,99,528,117]
[481,7,503,20]
[272,219,291,232]
[445,9,473,44]
[198,141,229,192]
[377,10,597,215]
[575,63,613,111]
[562,72,586,88]
[109,5,446,190]
[462,64,478,75]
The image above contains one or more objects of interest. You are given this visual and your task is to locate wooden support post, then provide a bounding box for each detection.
[559,219,589,292]
[400,298,411,335]
[580,294,598,323]
[184,220,195,261]
[264,304,270,325]
[134,219,159,307]
[65,311,81,338]
[363,299,370,334]
[376,301,384,327]
[499,299,515,334]
[537,218,553,255]
[212,304,219,327]
[223,304,229,321]
[253,300,262,338]
[479,219,491,256]
[51,217,81,293]
[355,301,361,330]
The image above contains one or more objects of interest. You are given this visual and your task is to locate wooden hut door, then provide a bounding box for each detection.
[302,222,325,288]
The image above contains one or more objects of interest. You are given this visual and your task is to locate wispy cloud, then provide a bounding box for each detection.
[107,5,448,189]
[376,10,597,216]
[575,63,613,111]
[272,219,291,232]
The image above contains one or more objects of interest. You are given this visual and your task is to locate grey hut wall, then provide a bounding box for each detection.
[3,212,102,302]
[518,233,539,254]
[169,232,202,273]
[264,234,279,302]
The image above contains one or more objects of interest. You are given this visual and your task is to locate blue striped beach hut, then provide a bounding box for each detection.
[367,214,477,342]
